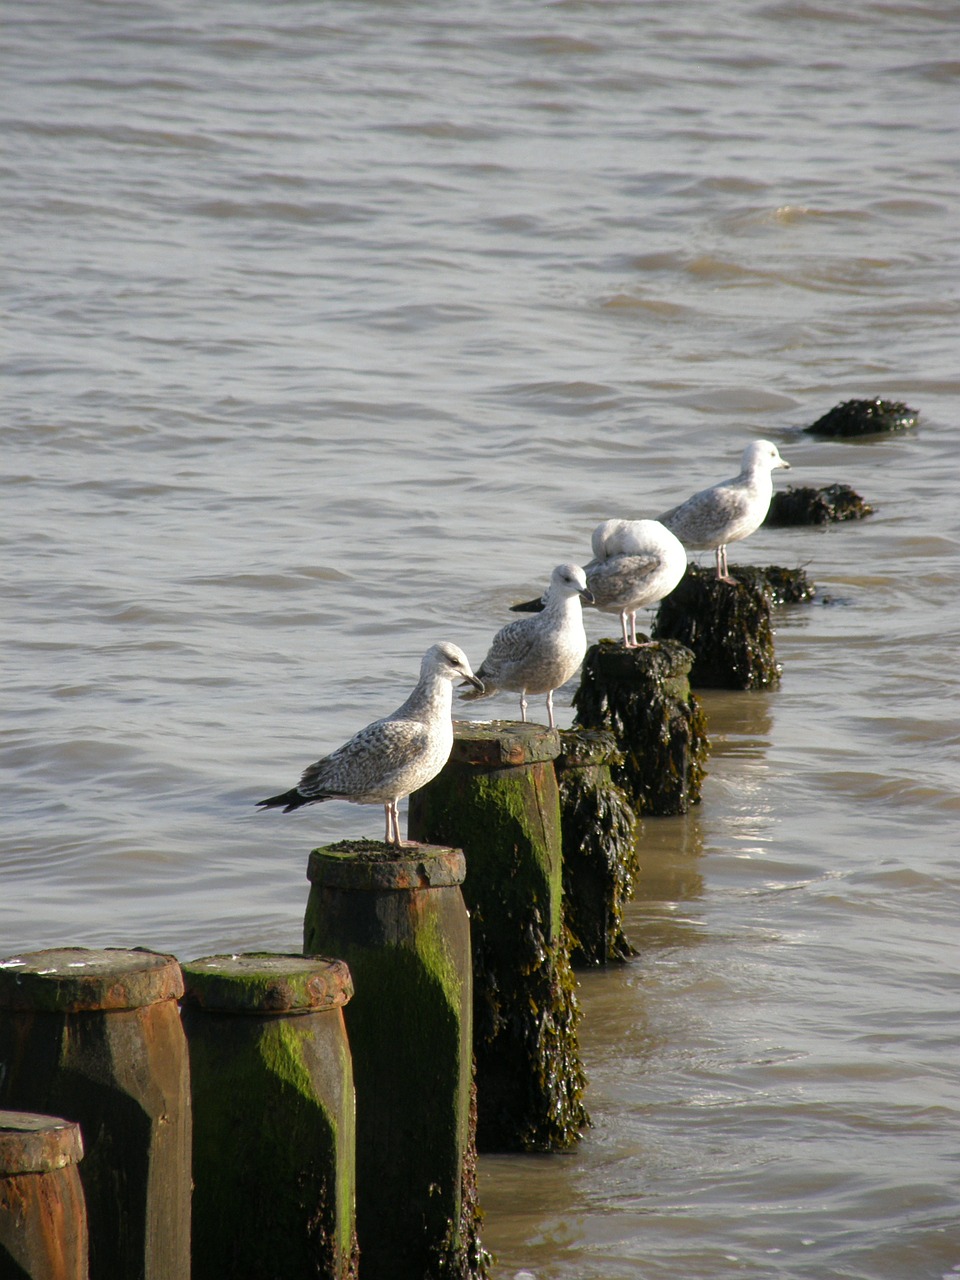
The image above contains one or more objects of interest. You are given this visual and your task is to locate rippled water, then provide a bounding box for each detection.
[3,2,959,1276]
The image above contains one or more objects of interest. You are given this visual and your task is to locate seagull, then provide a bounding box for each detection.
[462,563,594,729]
[511,519,686,649]
[657,439,790,581]
[257,641,483,846]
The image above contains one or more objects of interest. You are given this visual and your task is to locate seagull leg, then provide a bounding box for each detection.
[545,689,556,729]
[620,610,631,647]
[519,692,528,723]
[383,803,393,845]
[717,544,735,583]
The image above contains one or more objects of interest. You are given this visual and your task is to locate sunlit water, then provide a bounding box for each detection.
[3,2,959,1277]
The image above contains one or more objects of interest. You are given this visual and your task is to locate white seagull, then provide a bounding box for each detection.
[258,641,483,846]
[657,439,790,581]
[462,563,594,729]
[582,518,688,647]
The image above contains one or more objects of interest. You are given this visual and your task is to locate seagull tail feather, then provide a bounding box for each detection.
[257,787,313,813]
[509,596,545,613]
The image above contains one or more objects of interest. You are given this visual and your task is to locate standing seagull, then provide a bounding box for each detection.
[511,519,686,650]
[258,641,483,846]
[657,439,790,581]
[462,562,594,729]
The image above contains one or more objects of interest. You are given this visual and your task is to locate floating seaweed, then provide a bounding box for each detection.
[804,398,918,437]
[766,483,874,526]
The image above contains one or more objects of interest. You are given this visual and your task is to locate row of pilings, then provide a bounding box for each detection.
[1,566,806,1280]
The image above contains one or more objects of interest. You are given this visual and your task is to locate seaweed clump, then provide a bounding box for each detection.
[804,397,918,437]
[652,567,781,690]
[555,729,640,967]
[766,483,874,526]
[573,639,707,813]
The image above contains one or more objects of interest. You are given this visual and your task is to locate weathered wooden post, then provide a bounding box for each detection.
[573,640,708,815]
[0,1110,88,1280]
[408,721,588,1154]
[652,567,780,690]
[181,953,358,1280]
[555,728,640,967]
[303,842,486,1280]
[0,947,191,1280]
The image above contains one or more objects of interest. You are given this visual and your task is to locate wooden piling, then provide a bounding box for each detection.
[652,566,780,690]
[0,947,191,1280]
[573,640,708,815]
[181,952,358,1280]
[303,842,486,1280]
[408,722,589,1153]
[555,728,640,966]
[0,1110,88,1280]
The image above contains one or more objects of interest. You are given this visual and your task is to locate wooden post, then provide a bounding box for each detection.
[303,843,486,1280]
[555,728,640,966]
[0,948,191,1280]
[0,1110,88,1280]
[652,565,781,690]
[408,722,589,1153]
[181,952,358,1280]
[573,640,708,815]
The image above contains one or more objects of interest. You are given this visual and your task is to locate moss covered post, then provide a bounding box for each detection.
[303,842,486,1280]
[573,640,708,815]
[0,1111,88,1280]
[0,947,191,1280]
[181,953,358,1280]
[555,728,640,967]
[407,721,588,1153]
[652,566,781,689]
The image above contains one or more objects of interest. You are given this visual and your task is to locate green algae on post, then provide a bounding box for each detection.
[555,728,640,966]
[304,843,487,1280]
[573,640,708,812]
[408,721,589,1153]
[181,953,358,1280]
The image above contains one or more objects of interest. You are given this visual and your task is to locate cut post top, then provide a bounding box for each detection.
[0,946,183,1013]
[0,1110,84,1175]
[450,718,561,766]
[182,952,353,1015]
[307,841,466,891]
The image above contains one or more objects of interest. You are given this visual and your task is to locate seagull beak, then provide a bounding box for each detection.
[461,673,484,693]
[580,587,596,605]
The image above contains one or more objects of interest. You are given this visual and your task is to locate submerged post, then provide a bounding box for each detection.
[573,640,708,816]
[652,566,780,690]
[0,947,191,1280]
[0,1110,88,1280]
[408,721,589,1153]
[303,842,486,1280]
[555,728,640,966]
[181,953,358,1280]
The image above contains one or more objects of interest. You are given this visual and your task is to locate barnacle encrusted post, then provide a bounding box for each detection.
[181,954,359,1280]
[573,639,708,815]
[303,843,487,1280]
[555,728,640,967]
[652,566,781,690]
[0,947,191,1280]
[408,721,589,1153]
